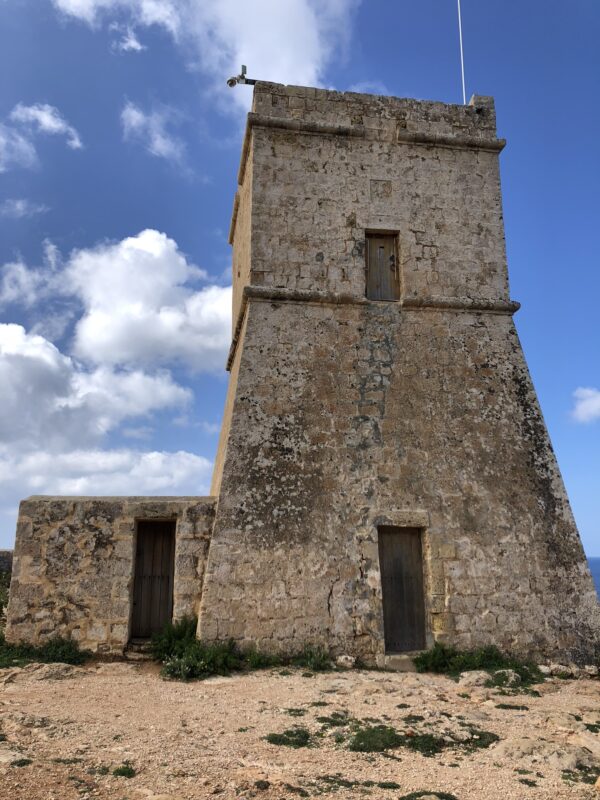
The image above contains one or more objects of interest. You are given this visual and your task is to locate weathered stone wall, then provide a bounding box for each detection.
[230,144,253,331]
[202,83,599,663]
[6,496,215,653]
[237,84,509,306]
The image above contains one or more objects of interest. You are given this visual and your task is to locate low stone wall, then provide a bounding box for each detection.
[6,496,216,653]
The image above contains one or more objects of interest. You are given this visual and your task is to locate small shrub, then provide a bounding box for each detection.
[0,632,87,668]
[149,616,197,661]
[265,727,312,748]
[11,758,32,767]
[399,793,458,800]
[161,639,242,681]
[244,647,281,670]
[403,714,425,723]
[293,645,332,671]
[317,711,350,727]
[348,724,405,753]
[0,571,10,620]
[562,763,600,785]
[585,721,600,733]
[113,762,136,778]
[414,642,543,686]
[283,785,309,797]
[254,780,270,790]
[495,703,529,711]
[285,708,306,717]
[321,775,359,788]
[519,778,537,787]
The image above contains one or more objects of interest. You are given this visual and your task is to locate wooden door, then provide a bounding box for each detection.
[131,520,176,639]
[378,526,426,652]
[366,234,400,301]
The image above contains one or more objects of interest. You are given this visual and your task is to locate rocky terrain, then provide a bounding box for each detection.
[0,661,599,800]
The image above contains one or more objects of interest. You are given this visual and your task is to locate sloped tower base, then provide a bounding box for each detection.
[198,296,598,663]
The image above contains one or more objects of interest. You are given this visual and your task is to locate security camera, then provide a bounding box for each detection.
[226,65,256,89]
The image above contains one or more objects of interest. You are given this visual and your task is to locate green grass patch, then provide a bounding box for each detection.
[348,724,406,753]
[292,645,332,672]
[283,785,309,797]
[265,727,312,748]
[317,711,350,727]
[347,719,499,756]
[562,763,600,785]
[151,618,334,681]
[285,708,307,717]
[0,631,87,669]
[320,775,360,788]
[585,721,600,733]
[0,571,10,621]
[414,643,543,686]
[112,762,136,778]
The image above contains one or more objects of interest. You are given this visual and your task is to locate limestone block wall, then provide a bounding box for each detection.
[6,496,215,653]
[200,298,600,664]
[232,83,509,306]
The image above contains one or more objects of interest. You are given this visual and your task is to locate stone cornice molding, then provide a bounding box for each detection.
[225,285,520,371]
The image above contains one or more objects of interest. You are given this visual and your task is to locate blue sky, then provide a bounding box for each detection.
[0,0,598,555]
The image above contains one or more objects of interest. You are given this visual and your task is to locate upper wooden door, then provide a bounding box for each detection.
[131,520,176,639]
[366,234,400,301]
[378,526,426,652]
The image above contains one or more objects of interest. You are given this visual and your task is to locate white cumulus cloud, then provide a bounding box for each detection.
[0,447,211,501]
[10,102,83,149]
[110,23,146,51]
[0,123,38,172]
[1,229,232,373]
[0,323,190,449]
[0,198,49,219]
[572,387,600,423]
[121,102,185,162]
[51,0,361,111]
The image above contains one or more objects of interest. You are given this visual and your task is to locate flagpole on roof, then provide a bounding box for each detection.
[457,0,467,104]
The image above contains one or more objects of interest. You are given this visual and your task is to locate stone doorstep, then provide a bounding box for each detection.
[382,652,419,672]
[124,638,153,661]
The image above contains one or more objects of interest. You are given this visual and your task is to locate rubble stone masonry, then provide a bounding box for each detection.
[198,83,599,663]
[6,497,215,652]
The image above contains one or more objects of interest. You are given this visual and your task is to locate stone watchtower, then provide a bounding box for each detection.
[199,82,598,663]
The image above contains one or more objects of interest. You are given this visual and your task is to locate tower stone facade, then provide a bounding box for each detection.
[6,83,598,664]
[198,82,598,663]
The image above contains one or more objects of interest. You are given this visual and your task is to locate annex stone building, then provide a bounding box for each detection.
[6,83,599,665]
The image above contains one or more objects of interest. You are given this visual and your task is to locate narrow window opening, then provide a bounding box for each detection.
[366,233,400,301]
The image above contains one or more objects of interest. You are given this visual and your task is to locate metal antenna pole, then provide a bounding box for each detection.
[457,0,467,104]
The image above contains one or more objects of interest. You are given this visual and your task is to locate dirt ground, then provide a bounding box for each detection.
[0,660,599,800]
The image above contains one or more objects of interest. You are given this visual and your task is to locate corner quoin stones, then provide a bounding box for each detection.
[6,82,599,663]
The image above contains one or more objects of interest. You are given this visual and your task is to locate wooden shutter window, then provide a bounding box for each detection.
[366,234,400,301]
